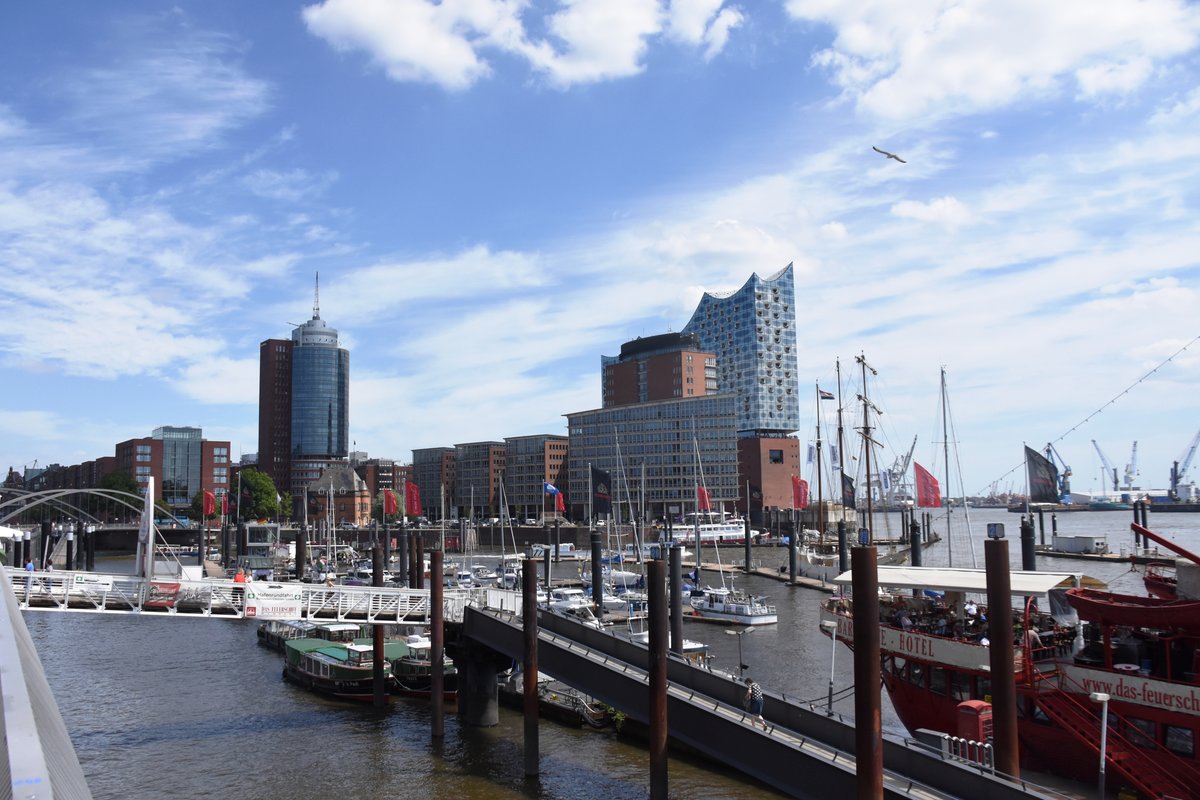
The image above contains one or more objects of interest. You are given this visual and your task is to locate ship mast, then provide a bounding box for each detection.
[941,366,953,567]
[835,359,847,528]
[856,353,879,543]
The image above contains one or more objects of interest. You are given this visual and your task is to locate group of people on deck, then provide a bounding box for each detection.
[889,596,993,644]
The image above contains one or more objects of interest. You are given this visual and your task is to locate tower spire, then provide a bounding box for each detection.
[313,272,320,320]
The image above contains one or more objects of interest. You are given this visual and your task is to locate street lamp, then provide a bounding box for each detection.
[1089,691,1110,800]
[820,620,838,715]
[724,626,754,680]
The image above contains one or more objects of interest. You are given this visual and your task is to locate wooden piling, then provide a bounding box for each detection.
[648,559,668,800]
[985,537,1020,779]
[851,546,882,800]
[431,548,445,739]
[522,557,539,777]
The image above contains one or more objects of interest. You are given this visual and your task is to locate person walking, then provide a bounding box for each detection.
[24,557,35,598]
[744,677,768,730]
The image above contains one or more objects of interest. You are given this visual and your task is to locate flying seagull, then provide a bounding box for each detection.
[872,146,906,163]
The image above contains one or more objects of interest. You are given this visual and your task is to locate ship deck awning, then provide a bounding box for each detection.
[832,566,1081,596]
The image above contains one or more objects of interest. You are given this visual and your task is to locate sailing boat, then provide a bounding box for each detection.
[685,435,777,625]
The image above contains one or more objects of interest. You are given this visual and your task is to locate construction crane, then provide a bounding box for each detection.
[1091,440,1119,493]
[1171,428,1200,499]
[1043,443,1072,502]
[1123,441,1139,491]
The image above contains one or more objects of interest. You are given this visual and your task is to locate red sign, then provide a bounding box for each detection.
[146,581,180,609]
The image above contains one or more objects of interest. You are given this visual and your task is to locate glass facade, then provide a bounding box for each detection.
[290,315,349,459]
[567,393,738,520]
[153,426,202,509]
[682,263,799,434]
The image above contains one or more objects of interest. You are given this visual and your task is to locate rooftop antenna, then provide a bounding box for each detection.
[313,272,321,319]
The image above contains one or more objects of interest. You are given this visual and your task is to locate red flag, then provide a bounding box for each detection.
[914,462,942,508]
[555,492,564,513]
[405,482,422,516]
[383,489,398,516]
[696,484,711,511]
[203,490,215,517]
[792,476,809,509]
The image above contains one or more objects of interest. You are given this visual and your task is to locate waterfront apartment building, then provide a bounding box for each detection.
[454,442,506,520]
[681,264,801,514]
[258,282,350,518]
[566,394,738,521]
[601,332,717,407]
[504,434,568,520]
[412,447,456,521]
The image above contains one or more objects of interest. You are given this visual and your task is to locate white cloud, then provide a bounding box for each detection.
[303,0,737,89]
[785,0,1200,121]
[243,168,338,202]
[664,0,744,60]
[1150,86,1200,124]
[820,221,847,239]
[890,195,972,227]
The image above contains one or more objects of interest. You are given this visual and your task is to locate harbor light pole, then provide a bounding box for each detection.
[821,619,838,715]
[724,626,754,679]
[1089,692,1110,800]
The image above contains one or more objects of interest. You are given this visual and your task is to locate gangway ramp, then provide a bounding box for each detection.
[463,607,1060,800]
[8,566,470,623]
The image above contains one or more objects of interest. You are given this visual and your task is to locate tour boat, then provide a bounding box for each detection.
[688,585,777,625]
[672,511,761,546]
[819,564,1200,799]
[282,639,393,703]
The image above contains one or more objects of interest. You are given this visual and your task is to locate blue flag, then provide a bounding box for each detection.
[543,481,559,495]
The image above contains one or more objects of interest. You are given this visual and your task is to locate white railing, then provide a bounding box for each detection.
[941,734,994,773]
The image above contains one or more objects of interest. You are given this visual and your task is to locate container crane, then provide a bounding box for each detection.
[1091,440,1119,493]
[1043,443,1072,502]
[1123,441,1138,491]
[1170,428,1200,500]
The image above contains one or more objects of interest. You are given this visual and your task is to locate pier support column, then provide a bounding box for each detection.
[909,518,922,568]
[1019,517,1036,572]
[86,525,95,571]
[68,521,79,571]
[985,536,1020,779]
[788,527,797,584]
[1037,508,1045,546]
[744,517,752,575]
[590,532,603,617]
[837,521,849,575]
[296,527,307,582]
[372,544,387,709]
[648,559,669,800]
[397,526,409,588]
[668,544,683,656]
[522,557,539,777]
[431,549,445,739]
[457,644,500,727]
[851,546,883,800]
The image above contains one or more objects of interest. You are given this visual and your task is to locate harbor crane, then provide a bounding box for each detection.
[1091,439,1120,493]
[1170,428,1200,500]
[1043,443,1072,502]
[1124,441,1139,491]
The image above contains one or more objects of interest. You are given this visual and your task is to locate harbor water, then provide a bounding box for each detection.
[24,508,1200,799]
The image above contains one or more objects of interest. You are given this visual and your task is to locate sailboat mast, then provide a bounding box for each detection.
[835,359,847,527]
[941,366,954,568]
[814,382,825,537]
[858,353,877,544]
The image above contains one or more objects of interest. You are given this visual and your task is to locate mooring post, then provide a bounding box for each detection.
[985,536,1020,779]
[1037,507,1045,546]
[431,548,445,739]
[67,520,79,571]
[837,520,849,575]
[1020,517,1036,572]
[522,557,539,777]
[543,548,551,596]
[648,558,668,800]
[909,517,922,567]
[372,544,387,709]
[668,543,683,656]
[851,545,882,800]
[295,526,307,582]
[743,516,752,574]
[414,532,424,589]
[553,520,561,564]
[788,525,797,584]
[397,525,409,588]
[86,525,95,571]
[590,531,603,617]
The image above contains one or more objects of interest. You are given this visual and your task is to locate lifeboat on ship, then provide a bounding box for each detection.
[1065,587,1200,632]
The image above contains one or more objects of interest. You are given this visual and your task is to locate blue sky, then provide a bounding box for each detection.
[1,0,1198,500]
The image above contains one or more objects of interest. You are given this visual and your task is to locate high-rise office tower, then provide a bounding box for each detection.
[258,277,350,516]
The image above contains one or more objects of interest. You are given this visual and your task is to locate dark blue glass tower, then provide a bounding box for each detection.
[290,294,349,460]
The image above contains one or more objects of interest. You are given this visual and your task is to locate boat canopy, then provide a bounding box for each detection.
[832,566,1080,597]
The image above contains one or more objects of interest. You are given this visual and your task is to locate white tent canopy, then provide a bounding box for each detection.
[832,565,1081,597]
[0,526,26,540]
